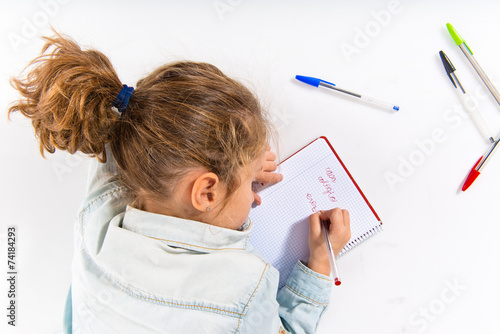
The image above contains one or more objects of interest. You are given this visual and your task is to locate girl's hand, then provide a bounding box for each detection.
[307,208,351,276]
[253,145,283,205]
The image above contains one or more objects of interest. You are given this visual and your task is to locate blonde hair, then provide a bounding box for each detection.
[9,31,271,207]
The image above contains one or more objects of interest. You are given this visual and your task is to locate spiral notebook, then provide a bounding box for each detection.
[248,136,382,289]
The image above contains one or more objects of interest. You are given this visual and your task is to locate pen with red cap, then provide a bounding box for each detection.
[462,137,500,191]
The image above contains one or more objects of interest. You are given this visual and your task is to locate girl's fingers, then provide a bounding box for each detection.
[255,171,283,184]
[255,148,282,184]
[319,208,351,255]
[252,191,262,206]
[263,148,276,162]
[262,159,278,173]
[308,212,323,239]
[342,209,350,229]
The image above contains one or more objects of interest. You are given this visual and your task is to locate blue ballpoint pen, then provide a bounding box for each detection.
[295,75,400,112]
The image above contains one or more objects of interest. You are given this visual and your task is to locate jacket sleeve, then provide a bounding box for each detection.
[237,261,332,334]
[276,261,333,334]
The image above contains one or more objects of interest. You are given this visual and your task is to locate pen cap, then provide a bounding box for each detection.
[439,51,457,88]
[462,157,482,191]
[446,23,473,54]
[295,75,335,88]
[439,51,455,73]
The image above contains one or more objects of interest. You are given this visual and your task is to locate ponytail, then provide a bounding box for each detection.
[8,30,123,162]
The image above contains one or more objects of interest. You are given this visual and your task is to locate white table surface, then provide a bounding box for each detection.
[1,1,500,333]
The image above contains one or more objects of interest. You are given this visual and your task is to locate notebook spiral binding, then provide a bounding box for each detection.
[338,223,383,258]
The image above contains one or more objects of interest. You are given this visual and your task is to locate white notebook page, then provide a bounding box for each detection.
[248,137,382,289]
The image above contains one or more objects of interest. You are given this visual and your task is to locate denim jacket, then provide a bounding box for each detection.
[64,148,333,333]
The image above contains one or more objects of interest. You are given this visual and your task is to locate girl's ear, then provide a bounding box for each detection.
[190,172,221,212]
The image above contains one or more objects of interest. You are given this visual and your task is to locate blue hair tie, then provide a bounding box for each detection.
[112,84,134,113]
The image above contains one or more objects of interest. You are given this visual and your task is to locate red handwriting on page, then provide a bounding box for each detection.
[326,167,336,182]
[318,167,337,203]
[306,167,338,212]
[306,193,318,213]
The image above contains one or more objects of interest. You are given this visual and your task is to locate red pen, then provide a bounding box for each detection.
[321,220,341,286]
[462,138,500,191]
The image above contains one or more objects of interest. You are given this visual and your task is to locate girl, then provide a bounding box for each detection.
[9,32,351,334]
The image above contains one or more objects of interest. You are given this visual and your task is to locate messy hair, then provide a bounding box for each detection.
[9,31,270,207]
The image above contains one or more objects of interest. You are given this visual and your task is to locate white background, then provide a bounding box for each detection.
[1,0,500,333]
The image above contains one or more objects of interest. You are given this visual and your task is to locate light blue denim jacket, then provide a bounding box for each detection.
[64,148,333,333]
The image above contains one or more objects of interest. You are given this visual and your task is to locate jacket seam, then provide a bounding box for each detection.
[113,280,243,317]
[297,262,332,282]
[146,236,247,251]
[80,187,125,241]
[234,263,270,333]
[283,284,329,306]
